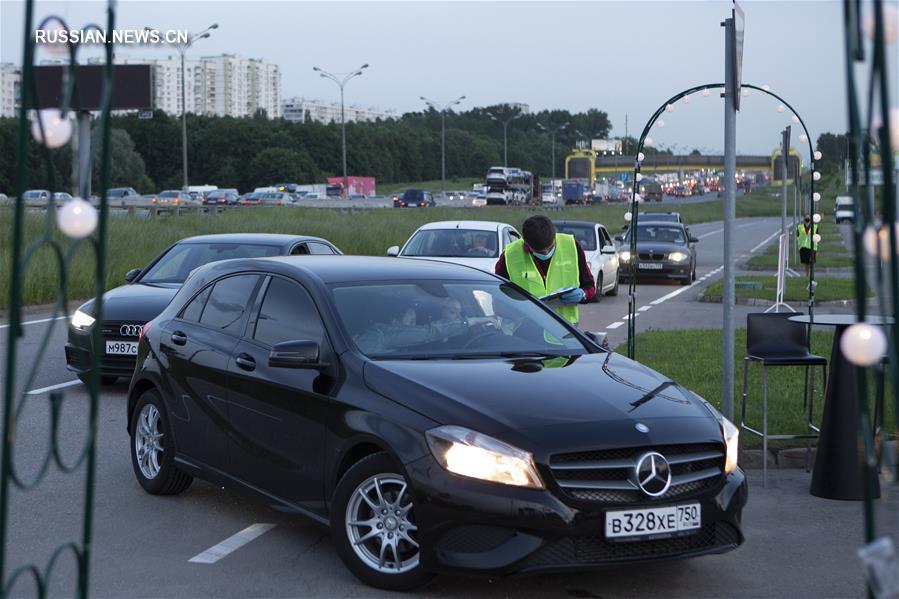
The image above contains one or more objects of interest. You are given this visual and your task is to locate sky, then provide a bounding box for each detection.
[2,0,897,162]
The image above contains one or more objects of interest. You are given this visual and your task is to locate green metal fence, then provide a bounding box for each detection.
[0,2,116,597]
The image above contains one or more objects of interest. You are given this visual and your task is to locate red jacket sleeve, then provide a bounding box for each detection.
[495,253,509,278]
[575,241,596,302]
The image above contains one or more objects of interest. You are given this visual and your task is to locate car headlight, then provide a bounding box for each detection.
[426,425,544,489]
[668,251,688,262]
[619,250,631,262]
[71,309,95,330]
[722,416,739,474]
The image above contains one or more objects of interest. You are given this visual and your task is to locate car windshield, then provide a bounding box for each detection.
[23,191,47,199]
[402,190,424,200]
[107,188,128,197]
[331,280,587,359]
[628,225,687,244]
[555,224,597,251]
[140,243,282,284]
[402,229,499,258]
[640,213,679,223]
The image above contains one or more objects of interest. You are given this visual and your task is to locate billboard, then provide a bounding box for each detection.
[592,139,623,154]
[33,64,152,111]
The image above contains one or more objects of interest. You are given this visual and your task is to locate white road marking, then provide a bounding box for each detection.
[749,230,781,254]
[622,313,640,320]
[649,266,725,306]
[189,524,276,564]
[0,315,69,330]
[26,379,82,395]
[697,229,723,239]
[638,306,652,312]
[606,322,624,329]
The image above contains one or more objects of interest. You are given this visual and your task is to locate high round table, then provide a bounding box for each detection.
[789,314,891,500]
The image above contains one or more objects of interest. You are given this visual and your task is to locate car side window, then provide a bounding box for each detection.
[200,275,261,335]
[180,285,212,322]
[507,229,521,244]
[253,277,324,347]
[291,244,310,255]
[306,242,336,255]
[600,228,612,248]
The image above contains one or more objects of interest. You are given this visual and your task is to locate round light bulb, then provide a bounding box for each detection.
[792,115,800,124]
[840,323,887,367]
[813,213,822,223]
[636,173,644,181]
[813,171,821,181]
[812,234,821,243]
[702,89,710,97]
[634,193,642,202]
[657,119,665,128]
[864,223,899,261]
[863,5,898,44]
[57,197,98,239]
[762,84,771,92]
[637,152,645,162]
[813,192,821,202]
[666,104,674,113]
[645,136,654,146]
[31,109,72,149]
[741,89,750,97]
[776,105,786,113]
[799,133,808,143]
[38,21,70,56]
[683,96,691,104]
[624,211,633,222]
[814,150,822,161]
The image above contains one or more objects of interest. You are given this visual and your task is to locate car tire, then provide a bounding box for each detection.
[591,274,602,303]
[331,452,433,591]
[78,373,119,386]
[608,271,620,296]
[129,389,193,496]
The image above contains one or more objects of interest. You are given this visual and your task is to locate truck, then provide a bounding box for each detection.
[483,166,534,205]
[326,176,376,197]
[562,180,589,205]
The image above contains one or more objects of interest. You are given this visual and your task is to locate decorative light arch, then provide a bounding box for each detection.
[625,82,820,358]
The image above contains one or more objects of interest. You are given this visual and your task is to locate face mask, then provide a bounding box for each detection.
[532,246,555,260]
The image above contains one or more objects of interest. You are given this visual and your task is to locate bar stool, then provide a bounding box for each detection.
[740,312,827,486]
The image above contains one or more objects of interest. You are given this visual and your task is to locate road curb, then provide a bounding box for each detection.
[696,294,862,308]
[739,447,816,469]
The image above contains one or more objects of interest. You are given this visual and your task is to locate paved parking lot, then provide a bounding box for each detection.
[3,215,893,598]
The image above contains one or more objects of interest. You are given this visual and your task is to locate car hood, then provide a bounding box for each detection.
[76,282,181,322]
[363,351,722,450]
[397,255,498,273]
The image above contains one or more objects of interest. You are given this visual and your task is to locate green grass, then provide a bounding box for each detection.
[704,275,869,303]
[745,219,854,269]
[615,328,893,446]
[1,193,785,309]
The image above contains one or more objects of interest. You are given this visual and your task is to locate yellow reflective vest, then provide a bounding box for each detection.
[797,223,818,251]
[504,234,580,324]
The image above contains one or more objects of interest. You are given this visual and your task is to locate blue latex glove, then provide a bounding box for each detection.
[561,287,586,305]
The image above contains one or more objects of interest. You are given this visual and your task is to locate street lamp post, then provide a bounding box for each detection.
[486,109,522,167]
[421,95,465,199]
[537,121,568,184]
[313,63,369,198]
[150,23,217,191]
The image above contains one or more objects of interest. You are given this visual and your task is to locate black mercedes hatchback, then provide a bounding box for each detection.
[127,256,746,590]
[65,233,341,384]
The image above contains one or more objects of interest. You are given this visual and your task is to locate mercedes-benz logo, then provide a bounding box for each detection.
[119,323,143,337]
[634,451,672,497]
[635,423,650,433]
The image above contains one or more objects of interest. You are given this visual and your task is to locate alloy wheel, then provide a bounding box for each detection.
[345,473,420,574]
[134,403,163,479]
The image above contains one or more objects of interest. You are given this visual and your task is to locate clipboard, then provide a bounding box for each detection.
[539,286,578,303]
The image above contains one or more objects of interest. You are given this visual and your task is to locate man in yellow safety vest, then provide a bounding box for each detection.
[495,215,596,325]
[797,214,818,275]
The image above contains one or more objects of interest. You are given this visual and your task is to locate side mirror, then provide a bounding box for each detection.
[584,331,610,349]
[124,268,141,283]
[601,245,617,255]
[269,340,327,369]
[614,235,624,242]
[387,246,400,257]
[688,236,699,244]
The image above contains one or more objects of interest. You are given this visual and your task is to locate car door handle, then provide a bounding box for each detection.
[235,353,256,371]
[171,331,188,346]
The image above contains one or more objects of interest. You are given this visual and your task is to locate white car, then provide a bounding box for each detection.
[553,220,621,300]
[387,220,521,272]
[834,195,854,224]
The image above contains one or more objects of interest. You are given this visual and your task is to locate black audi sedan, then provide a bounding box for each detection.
[65,234,342,384]
[616,221,698,285]
[127,256,746,590]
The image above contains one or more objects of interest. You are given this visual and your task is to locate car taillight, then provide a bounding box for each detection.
[139,320,152,342]
[151,197,157,203]
[173,198,180,205]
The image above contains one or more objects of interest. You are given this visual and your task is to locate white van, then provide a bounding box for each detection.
[834,196,854,224]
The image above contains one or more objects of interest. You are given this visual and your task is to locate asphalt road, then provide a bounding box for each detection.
[2,215,891,598]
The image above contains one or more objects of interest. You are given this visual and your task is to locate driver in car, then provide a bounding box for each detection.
[354,298,498,354]
[466,233,493,257]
